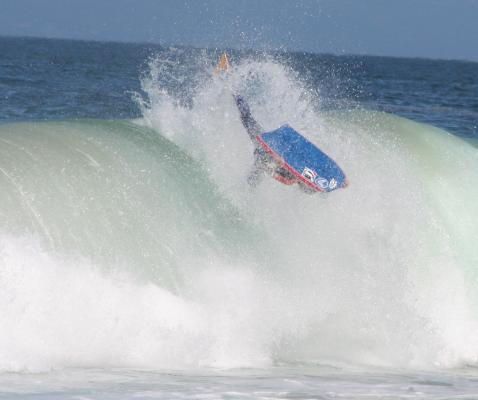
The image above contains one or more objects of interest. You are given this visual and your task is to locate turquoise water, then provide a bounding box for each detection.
[0,37,478,398]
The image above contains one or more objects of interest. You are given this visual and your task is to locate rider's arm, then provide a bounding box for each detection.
[233,94,262,140]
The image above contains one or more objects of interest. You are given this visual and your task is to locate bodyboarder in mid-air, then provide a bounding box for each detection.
[233,94,301,188]
[216,53,302,188]
[216,52,347,194]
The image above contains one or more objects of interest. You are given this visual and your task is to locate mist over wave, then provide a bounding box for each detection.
[0,55,477,373]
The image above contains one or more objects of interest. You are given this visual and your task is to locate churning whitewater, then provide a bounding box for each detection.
[0,56,477,374]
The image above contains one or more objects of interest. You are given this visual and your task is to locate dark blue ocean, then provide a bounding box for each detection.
[1,36,478,400]
[1,36,476,138]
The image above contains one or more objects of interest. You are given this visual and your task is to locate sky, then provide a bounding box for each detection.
[0,0,477,61]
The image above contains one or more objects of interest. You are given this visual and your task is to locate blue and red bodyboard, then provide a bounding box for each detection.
[256,125,347,193]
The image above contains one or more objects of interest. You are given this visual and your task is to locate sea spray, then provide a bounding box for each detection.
[138,55,478,367]
[0,56,477,372]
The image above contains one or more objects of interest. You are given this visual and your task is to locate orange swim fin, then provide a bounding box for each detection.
[215,52,231,74]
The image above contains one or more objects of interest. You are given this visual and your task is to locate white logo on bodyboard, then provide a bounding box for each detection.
[302,167,317,182]
[302,167,336,190]
[315,177,329,189]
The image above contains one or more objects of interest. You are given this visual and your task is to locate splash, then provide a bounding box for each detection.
[0,55,477,372]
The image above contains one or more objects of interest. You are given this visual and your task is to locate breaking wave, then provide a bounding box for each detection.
[0,56,477,372]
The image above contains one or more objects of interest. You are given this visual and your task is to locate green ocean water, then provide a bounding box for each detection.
[0,37,478,399]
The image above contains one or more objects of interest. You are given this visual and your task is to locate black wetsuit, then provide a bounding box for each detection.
[233,95,296,186]
[233,95,261,140]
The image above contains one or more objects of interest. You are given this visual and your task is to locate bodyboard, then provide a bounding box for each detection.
[256,125,347,192]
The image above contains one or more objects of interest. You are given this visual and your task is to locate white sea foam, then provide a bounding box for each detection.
[0,57,477,374]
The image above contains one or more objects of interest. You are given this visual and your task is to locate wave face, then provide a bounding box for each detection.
[1,57,478,372]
